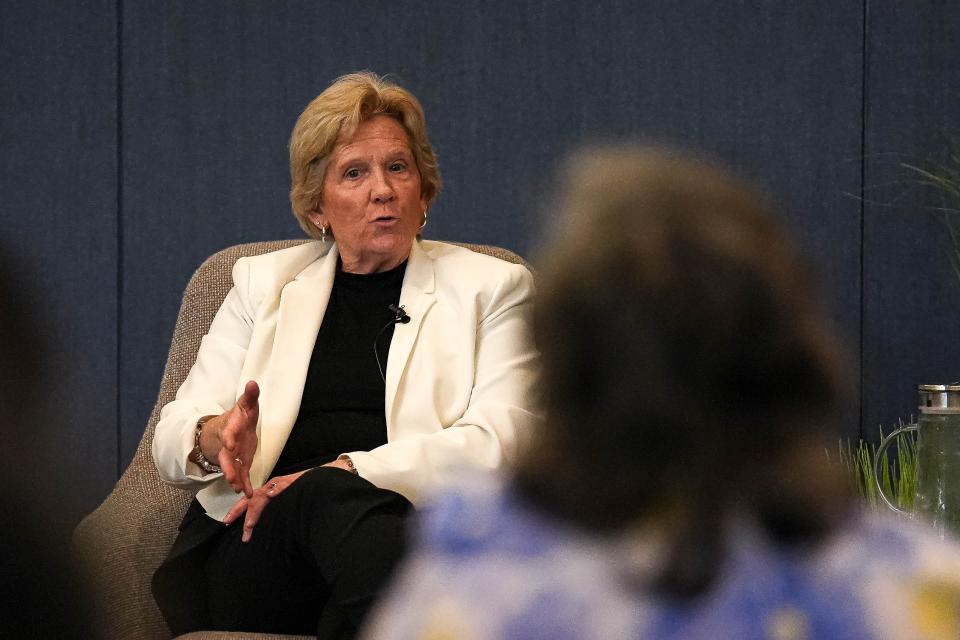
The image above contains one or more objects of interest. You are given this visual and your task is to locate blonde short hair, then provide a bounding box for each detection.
[289,71,442,239]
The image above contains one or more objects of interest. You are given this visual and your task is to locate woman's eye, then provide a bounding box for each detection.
[344,168,361,179]
[389,162,406,172]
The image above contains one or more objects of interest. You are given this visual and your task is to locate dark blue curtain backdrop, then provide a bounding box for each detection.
[2,1,957,524]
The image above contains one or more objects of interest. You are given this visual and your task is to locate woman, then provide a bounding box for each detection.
[364,148,960,639]
[150,72,539,637]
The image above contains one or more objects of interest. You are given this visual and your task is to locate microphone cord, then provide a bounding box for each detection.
[374,305,409,382]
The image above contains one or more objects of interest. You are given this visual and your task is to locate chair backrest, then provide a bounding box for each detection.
[73,240,530,639]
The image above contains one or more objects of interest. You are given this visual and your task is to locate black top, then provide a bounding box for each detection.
[271,259,407,477]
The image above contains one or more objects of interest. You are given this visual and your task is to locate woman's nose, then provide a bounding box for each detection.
[371,169,395,203]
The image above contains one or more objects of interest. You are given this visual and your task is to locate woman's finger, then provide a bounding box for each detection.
[220,457,236,487]
[223,496,249,525]
[236,381,260,416]
[217,449,244,493]
[220,422,236,450]
[239,466,254,498]
[241,494,270,543]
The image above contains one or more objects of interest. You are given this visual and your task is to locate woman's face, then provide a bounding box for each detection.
[310,115,427,273]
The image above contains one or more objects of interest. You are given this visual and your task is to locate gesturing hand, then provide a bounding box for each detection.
[223,470,306,543]
[217,380,260,498]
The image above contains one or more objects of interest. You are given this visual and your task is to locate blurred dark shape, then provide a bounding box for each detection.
[0,246,95,636]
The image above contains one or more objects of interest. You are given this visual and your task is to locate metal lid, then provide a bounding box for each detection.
[919,383,960,411]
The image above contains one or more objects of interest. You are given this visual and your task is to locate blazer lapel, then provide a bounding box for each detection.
[384,240,437,432]
[252,244,339,487]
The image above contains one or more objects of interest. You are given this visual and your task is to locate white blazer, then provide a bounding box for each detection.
[152,239,540,521]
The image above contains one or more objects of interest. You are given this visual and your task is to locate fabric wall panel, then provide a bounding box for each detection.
[0,1,118,525]
[120,2,864,467]
[862,3,960,437]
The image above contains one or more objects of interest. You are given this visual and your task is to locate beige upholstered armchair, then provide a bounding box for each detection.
[73,240,530,640]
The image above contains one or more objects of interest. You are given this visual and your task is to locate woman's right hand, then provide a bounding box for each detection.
[201,380,259,497]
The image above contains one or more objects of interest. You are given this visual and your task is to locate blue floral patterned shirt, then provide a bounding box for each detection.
[364,474,960,640]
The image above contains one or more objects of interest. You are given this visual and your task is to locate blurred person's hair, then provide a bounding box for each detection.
[289,71,442,240]
[516,146,852,598]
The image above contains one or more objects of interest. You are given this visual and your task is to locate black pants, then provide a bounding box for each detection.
[152,467,412,638]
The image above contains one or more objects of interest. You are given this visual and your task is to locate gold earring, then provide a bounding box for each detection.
[418,210,428,231]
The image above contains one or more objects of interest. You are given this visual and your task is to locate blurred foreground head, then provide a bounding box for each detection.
[518,147,852,596]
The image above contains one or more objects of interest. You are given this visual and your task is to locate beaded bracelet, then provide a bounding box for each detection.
[189,415,222,474]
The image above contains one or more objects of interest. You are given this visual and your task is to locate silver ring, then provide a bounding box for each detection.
[234,457,243,465]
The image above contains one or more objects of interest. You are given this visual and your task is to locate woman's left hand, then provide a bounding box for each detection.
[222,460,355,542]
[223,470,306,542]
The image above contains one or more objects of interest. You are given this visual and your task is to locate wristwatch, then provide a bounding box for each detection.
[189,415,222,474]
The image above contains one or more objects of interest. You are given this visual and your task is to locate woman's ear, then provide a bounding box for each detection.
[307,208,325,229]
